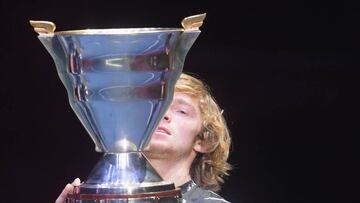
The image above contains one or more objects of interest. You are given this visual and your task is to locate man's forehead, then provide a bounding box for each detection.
[172,93,198,106]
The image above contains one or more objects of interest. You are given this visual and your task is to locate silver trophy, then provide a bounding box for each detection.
[30,14,205,202]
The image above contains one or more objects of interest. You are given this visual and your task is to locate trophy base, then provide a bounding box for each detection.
[66,180,182,203]
[65,153,182,202]
[66,188,181,203]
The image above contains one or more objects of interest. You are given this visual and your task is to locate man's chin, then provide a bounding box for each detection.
[145,141,171,156]
[147,140,168,150]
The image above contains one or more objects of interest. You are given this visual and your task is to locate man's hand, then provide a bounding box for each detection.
[55,178,81,203]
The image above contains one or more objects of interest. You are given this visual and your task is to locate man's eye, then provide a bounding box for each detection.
[177,110,187,115]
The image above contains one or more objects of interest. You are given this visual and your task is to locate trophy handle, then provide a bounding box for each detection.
[181,13,206,31]
[29,20,56,34]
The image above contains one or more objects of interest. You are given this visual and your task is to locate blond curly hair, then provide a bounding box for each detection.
[175,73,232,192]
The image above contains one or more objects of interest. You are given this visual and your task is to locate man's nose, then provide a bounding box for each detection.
[163,112,171,122]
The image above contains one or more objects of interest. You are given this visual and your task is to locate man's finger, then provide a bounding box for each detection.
[72,178,81,186]
[55,184,73,203]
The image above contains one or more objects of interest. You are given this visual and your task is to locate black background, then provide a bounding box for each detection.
[0,0,357,202]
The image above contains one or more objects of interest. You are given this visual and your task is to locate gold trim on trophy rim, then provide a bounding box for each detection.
[54,28,184,35]
[29,21,184,35]
[29,20,56,34]
[181,13,206,30]
[30,13,206,35]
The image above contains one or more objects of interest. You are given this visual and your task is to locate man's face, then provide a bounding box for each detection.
[147,92,203,158]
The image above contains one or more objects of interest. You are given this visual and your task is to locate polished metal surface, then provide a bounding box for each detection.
[35,25,201,153]
[66,153,181,202]
[82,153,168,194]
[31,14,205,202]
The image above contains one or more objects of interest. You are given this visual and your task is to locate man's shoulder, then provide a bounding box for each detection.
[183,186,230,203]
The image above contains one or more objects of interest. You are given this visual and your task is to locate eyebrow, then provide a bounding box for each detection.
[172,98,196,111]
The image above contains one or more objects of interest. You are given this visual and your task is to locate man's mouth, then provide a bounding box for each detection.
[155,126,171,135]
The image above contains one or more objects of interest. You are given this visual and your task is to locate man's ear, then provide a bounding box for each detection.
[193,139,207,153]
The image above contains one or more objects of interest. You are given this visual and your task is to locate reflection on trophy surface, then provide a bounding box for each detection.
[30,14,205,202]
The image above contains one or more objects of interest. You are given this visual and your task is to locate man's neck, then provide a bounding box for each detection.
[146,154,194,187]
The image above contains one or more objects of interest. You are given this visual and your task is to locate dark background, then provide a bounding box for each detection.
[0,0,357,202]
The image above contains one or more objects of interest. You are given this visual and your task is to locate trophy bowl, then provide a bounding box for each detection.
[30,14,205,202]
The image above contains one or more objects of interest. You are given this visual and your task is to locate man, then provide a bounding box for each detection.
[56,73,232,202]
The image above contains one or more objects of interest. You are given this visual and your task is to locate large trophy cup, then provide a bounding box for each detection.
[30,14,205,202]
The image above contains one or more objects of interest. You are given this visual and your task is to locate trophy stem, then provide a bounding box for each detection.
[66,153,181,202]
[86,152,164,188]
